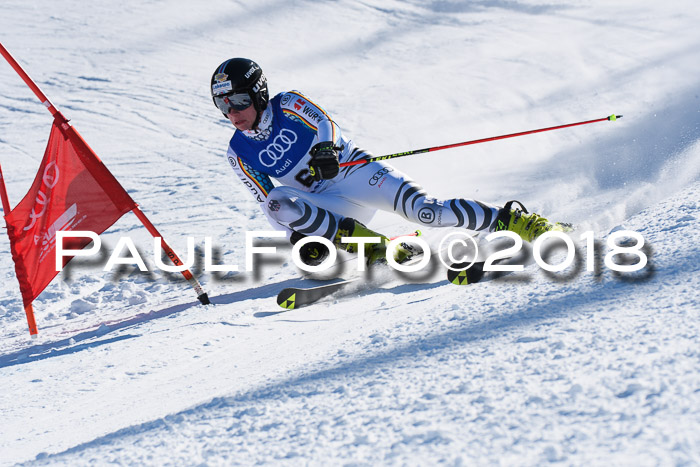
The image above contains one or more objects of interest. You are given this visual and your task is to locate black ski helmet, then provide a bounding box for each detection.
[211,58,269,123]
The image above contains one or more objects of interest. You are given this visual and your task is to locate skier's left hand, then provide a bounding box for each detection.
[309,142,340,181]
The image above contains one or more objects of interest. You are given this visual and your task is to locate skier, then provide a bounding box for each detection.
[211,57,568,267]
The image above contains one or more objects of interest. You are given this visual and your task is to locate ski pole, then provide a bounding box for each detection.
[390,230,421,241]
[339,114,622,167]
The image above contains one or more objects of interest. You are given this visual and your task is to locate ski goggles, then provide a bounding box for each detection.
[214,92,253,114]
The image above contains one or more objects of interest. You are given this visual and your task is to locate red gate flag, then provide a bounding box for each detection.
[3,119,136,307]
[1,42,209,337]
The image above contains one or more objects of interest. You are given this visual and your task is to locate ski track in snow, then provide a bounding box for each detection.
[1,0,699,465]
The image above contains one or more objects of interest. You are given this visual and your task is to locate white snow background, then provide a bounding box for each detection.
[1,0,700,465]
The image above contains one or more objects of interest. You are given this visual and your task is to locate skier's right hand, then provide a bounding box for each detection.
[308,142,340,181]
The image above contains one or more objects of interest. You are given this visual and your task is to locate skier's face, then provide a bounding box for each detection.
[227,104,257,131]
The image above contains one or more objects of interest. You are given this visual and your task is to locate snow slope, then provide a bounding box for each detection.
[1,0,699,465]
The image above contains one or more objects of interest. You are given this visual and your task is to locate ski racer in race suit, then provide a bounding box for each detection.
[212,58,567,266]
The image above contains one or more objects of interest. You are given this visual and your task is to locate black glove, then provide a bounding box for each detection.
[308,142,340,181]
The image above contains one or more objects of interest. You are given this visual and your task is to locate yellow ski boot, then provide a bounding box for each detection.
[335,218,416,266]
[494,200,572,242]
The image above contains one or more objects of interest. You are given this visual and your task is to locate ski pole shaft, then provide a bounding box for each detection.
[339,114,622,167]
[389,230,421,241]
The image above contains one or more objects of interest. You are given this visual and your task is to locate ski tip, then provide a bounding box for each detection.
[277,291,296,309]
[608,114,623,121]
[446,261,485,285]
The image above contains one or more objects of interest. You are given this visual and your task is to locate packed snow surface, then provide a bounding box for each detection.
[1,0,699,465]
